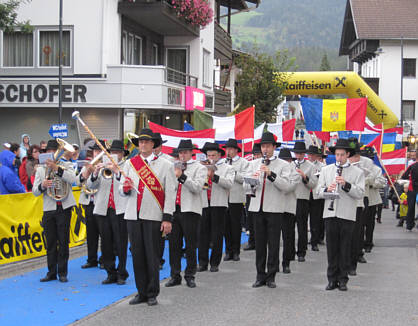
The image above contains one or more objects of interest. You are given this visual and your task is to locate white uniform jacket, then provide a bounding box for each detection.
[33,161,77,211]
[225,156,250,204]
[317,163,365,221]
[120,154,176,222]
[293,160,318,200]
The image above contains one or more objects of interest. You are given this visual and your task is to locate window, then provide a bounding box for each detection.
[203,49,211,87]
[39,30,71,66]
[3,32,33,66]
[166,48,187,85]
[403,58,416,78]
[402,100,415,121]
[152,44,159,65]
[122,32,142,65]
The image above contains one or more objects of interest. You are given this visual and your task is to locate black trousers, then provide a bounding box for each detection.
[83,202,100,265]
[97,209,128,279]
[127,219,161,299]
[254,210,281,283]
[319,199,325,241]
[225,203,243,256]
[42,206,72,277]
[198,206,226,268]
[364,204,377,250]
[406,190,417,230]
[325,218,355,284]
[281,213,295,267]
[245,196,255,247]
[295,199,309,257]
[376,203,383,219]
[169,208,199,280]
[309,194,324,247]
[350,207,363,271]
[359,197,368,254]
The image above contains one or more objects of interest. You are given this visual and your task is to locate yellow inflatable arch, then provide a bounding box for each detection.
[281,71,399,128]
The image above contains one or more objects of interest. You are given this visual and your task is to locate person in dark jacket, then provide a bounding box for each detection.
[401,163,418,230]
[0,150,26,194]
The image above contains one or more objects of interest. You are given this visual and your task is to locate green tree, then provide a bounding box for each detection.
[235,48,296,125]
[320,53,331,71]
[0,0,31,33]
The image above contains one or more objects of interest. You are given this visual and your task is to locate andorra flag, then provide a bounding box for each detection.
[300,97,367,132]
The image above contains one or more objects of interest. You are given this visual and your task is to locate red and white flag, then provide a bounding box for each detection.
[381,148,407,175]
[148,122,215,154]
[266,119,296,142]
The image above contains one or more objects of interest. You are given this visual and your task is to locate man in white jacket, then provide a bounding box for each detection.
[317,139,365,292]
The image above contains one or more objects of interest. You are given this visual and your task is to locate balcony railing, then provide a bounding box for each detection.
[119,0,199,37]
[165,67,198,87]
[214,86,232,115]
[215,22,232,62]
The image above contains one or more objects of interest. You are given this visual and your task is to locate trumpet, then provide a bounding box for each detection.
[261,153,270,166]
[201,159,217,189]
[328,165,343,211]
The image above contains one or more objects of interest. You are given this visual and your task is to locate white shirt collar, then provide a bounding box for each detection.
[141,153,155,162]
[336,161,350,168]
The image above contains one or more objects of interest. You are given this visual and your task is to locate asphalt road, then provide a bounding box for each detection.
[74,209,418,326]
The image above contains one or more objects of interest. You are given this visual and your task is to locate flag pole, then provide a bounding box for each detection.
[358,132,362,144]
[373,145,401,202]
[380,123,384,156]
[298,105,316,146]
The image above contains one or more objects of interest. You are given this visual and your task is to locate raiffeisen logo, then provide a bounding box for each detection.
[284,80,332,91]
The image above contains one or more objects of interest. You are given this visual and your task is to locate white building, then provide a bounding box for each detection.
[339,0,418,136]
[0,0,221,144]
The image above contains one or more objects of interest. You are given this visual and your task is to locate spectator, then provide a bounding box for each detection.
[3,143,11,150]
[0,150,26,194]
[40,140,47,153]
[397,184,409,227]
[401,162,418,231]
[71,144,81,173]
[300,129,305,139]
[20,145,40,191]
[20,134,31,158]
[9,143,21,175]
[295,129,300,139]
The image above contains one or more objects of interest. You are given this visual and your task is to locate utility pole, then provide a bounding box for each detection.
[58,0,63,123]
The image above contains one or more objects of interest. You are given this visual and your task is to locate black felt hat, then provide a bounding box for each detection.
[348,137,362,154]
[200,142,225,156]
[278,148,293,160]
[109,140,129,156]
[252,143,261,154]
[131,129,155,147]
[170,148,179,158]
[153,132,168,148]
[223,138,241,153]
[46,139,59,151]
[361,146,376,159]
[177,139,194,151]
[90,139,108,151]
[260,132,280,146]
[329,138,356,157]
[306,145,321,155]
[291,142,307,153]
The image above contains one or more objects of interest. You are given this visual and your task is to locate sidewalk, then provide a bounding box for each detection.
[74,209,418,326]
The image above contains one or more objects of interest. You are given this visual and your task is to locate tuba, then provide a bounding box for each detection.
[45,138,75,201]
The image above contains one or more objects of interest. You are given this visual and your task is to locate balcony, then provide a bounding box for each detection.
[214,86,232,115]
[118,0,199,37]
[349,39,379,64]
[215,22,232,62]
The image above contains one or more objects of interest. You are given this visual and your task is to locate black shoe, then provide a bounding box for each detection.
[311,245,319,251]
[252,280,266,288]
[129,294,147,305]
[397,222,403,227]
[358,256,367,264]
[338,283,348,291]
[223,253,232,261]
[186,279,196,288]
[266,281,276,288]
[59,275,68,283]
[99,263,105,269]
[376,218,382,224]
[40,274,57,282]
[319,240,325,245]
[210,266,219,272]
[102,276,117,284]
[81,262,97,269]
[165,278,181,287]
[325,282,338,290]
[298,256,305,262]
[364,248,372,253]
[348,270,357,276]
[232,253,240,261]
[243,244,255,251]
[197,265,208,272]
[147,297,158,306]
[282,266,291,274]
[117,277,126,285]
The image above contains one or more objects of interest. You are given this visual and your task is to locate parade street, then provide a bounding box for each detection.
[73,209,418,326]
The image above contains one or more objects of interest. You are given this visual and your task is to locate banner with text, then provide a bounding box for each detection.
[0,188,86,265]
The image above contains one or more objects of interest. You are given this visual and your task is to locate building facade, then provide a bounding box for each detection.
[339,0,418,136]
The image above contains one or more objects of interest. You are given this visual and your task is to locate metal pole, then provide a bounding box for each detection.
[400,36,403,130]
[58,0,63,124]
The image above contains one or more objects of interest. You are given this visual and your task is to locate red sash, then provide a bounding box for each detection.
[130,156,165,211]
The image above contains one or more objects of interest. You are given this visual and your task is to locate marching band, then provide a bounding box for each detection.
[36,114,385,305]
